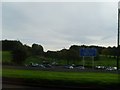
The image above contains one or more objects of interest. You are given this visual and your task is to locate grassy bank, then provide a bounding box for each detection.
[3,68,119,87]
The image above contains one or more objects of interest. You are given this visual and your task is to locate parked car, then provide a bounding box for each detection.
[64,65,74,69]
[76,66,85,69]
[31,63,39,67]
[106,67,117,71]
[69,66,74,69]
[51,61,58,66]
[39,64,46,68]
[95,66,106,69]
[43,64,52,68]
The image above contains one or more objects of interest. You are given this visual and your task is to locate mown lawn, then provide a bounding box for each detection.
[2,68,119,86]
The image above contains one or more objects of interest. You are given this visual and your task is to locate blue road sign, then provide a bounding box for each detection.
[80,48,97,57]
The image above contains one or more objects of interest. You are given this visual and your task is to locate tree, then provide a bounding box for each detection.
[32,44,44,56]
[12,47,27,64]
[45,50,57,58]
[59,49,70,64]
[111,46,117,58]
[24,44,32,56]
[101,48,110,57]
[69,45,80,59]
[2,40,23,51]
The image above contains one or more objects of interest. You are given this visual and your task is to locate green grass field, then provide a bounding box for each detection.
[2,68,119,86]
[2,51,120,87]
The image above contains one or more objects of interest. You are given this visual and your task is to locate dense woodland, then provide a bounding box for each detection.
[0,40,119,65]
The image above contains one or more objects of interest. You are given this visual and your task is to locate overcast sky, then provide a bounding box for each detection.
[2,2,118,51]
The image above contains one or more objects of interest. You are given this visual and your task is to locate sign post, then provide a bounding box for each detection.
[92,56,94,70]
[80,48,97,69]
[83,56,85,68]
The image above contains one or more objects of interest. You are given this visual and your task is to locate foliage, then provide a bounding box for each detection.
[12,48,27,64]
[32,43,44,56]
[24,56,50,64]
[1,51,12,64]
[1,40,23,51]
[1,40,120,65]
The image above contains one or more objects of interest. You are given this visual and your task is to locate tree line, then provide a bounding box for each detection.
[0,40,119,65]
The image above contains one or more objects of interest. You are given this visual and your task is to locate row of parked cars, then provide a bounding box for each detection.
[25,62,118,71]
[63,65,85,69]
[25,62,86,69]
[25,62,53,68]
[95,66,117,71]
[63,65,118,71]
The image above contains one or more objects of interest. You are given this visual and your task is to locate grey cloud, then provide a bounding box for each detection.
[2,2,117,51]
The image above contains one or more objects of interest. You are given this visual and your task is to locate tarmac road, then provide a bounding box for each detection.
[2,83,66,90]
[2,83,113,90]
[2,83,120,90]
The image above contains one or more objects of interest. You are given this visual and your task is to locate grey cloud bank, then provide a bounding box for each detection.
[2,2,117,51]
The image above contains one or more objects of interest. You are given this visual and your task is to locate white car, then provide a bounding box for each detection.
[39,64,46,68]
[64,65,74,69]
[106,67,117,71]
[95,66,106,69]
[69,66,74,69]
